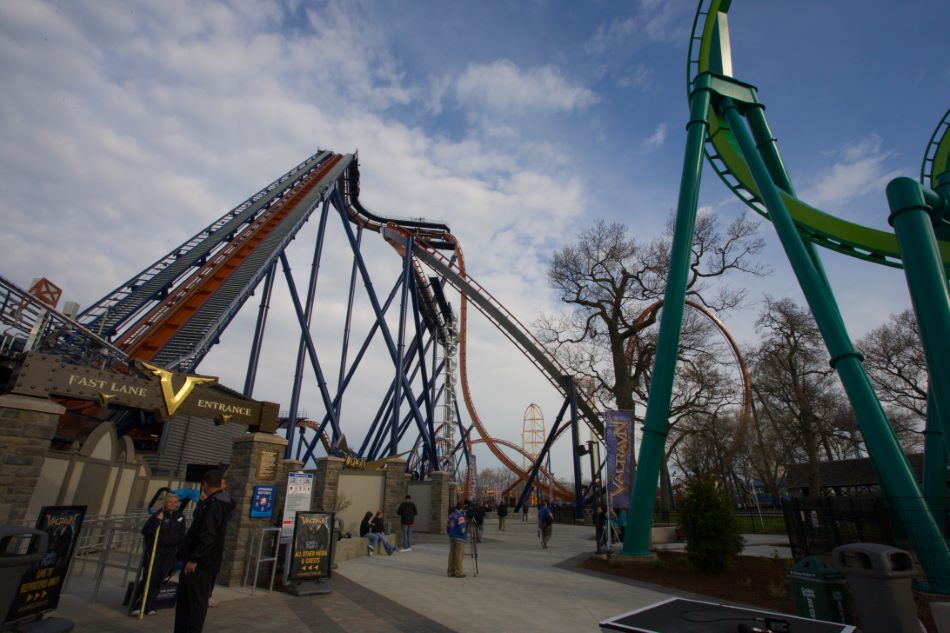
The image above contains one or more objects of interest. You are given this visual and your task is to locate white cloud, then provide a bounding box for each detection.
[585,1,692,55]
[801,135,902,208]
[641,122,668,151]
[452,60,598,113]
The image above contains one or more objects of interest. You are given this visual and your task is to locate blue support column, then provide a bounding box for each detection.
[280,252,341,443]
[332,190,434,467]
[243,259,277,397]
[391,235,414,456]
[299,272,403,462]
[336,224,363,419]
[285,200,332,457]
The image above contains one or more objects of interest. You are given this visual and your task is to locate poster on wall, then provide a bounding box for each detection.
[288,511,334,581]
[604,410,634,509]
[5,505,86,625]
[281,471,313,541]
[250,484,276,518]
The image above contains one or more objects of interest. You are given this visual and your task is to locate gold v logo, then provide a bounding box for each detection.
[141,362,217,417]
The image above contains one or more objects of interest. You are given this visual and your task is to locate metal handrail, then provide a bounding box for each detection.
[0,274,128,367]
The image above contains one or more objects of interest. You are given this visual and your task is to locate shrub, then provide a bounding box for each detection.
[679,475,744,573]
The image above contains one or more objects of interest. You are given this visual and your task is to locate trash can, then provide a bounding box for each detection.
[788,556,851,623]
[832,542,920,633]
[0,525,48,618]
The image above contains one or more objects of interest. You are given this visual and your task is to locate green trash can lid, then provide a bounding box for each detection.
[789,556,843,580]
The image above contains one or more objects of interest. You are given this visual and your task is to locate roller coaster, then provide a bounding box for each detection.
[2,0,948,592]
[621,0,950,593]
[0,146,596,506]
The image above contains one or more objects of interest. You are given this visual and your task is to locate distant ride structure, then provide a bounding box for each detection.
[623,0,950,594]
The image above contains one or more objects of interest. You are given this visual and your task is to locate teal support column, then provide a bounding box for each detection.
[924,390,947,535]
[887,176,950,446]
[722,99,950,593]
[622,76,712,556]
[746,103,834,294]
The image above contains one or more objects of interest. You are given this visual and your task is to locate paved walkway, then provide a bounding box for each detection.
[52,519,789,632]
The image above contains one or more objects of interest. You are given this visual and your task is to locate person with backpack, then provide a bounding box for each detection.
[396,494,418,551]
[537,500,554,549]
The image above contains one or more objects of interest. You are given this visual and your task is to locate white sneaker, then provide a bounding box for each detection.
[147,610,157,616]
[130,609,141,617]
[208,597,219,607]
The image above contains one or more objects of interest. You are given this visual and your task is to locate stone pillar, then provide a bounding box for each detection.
[217,433,287,587]
[0,394,63,523]
[311,456,344,512]
[382,457,408,528]
[429,471,452,535]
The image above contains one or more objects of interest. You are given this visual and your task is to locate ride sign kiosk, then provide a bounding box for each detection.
[286,511,334,596]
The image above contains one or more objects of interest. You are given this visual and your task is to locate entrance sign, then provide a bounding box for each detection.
[250,485,276,518]
[11,353,279,432]
[281,471,313,541]
[288,511,334,581]
[5,505,86,624]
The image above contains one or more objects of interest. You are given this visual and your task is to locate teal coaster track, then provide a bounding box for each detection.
[624,0,950,593]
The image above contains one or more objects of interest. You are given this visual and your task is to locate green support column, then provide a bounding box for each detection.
[923,390,947,534]
[723,99,950,593]
[746,104,834,291]
[887,176,950,446]
[622,76,712,556]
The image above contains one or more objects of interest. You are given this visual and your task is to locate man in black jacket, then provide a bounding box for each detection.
[132,492,185,616]
[175,470,232,633]
[396,495,417,551]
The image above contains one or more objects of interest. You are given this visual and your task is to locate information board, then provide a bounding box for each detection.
[288,511,334,581]
[281,471,313,541]
[5,505,86,625]
[250,484,276,518]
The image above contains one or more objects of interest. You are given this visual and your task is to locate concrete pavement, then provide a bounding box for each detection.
[51,517,789,632]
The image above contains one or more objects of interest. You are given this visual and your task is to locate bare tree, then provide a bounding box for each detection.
[856,309,927,450]
[750,297,857,496]
[537,212,765,416]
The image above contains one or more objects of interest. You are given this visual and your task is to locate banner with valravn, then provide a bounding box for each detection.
[604,410,634,509]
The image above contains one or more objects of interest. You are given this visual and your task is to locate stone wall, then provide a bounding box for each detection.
[217,433,288,587]
[428,471,453,535]
[0,394,64,523]
[382,457,408,530]
[311,456,343,512]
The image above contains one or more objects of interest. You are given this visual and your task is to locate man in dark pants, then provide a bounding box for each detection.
[175,470,232,633]
[132,492,185,616]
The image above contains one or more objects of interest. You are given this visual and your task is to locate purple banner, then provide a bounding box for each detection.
[604,410,634,509]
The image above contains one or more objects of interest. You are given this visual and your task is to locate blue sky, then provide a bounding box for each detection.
[1,1,947,478]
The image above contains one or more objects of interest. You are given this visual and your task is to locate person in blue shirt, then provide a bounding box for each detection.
[537,500,554,549]
[446,501,467,577]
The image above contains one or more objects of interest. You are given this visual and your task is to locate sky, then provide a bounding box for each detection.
[1,1,948,483]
